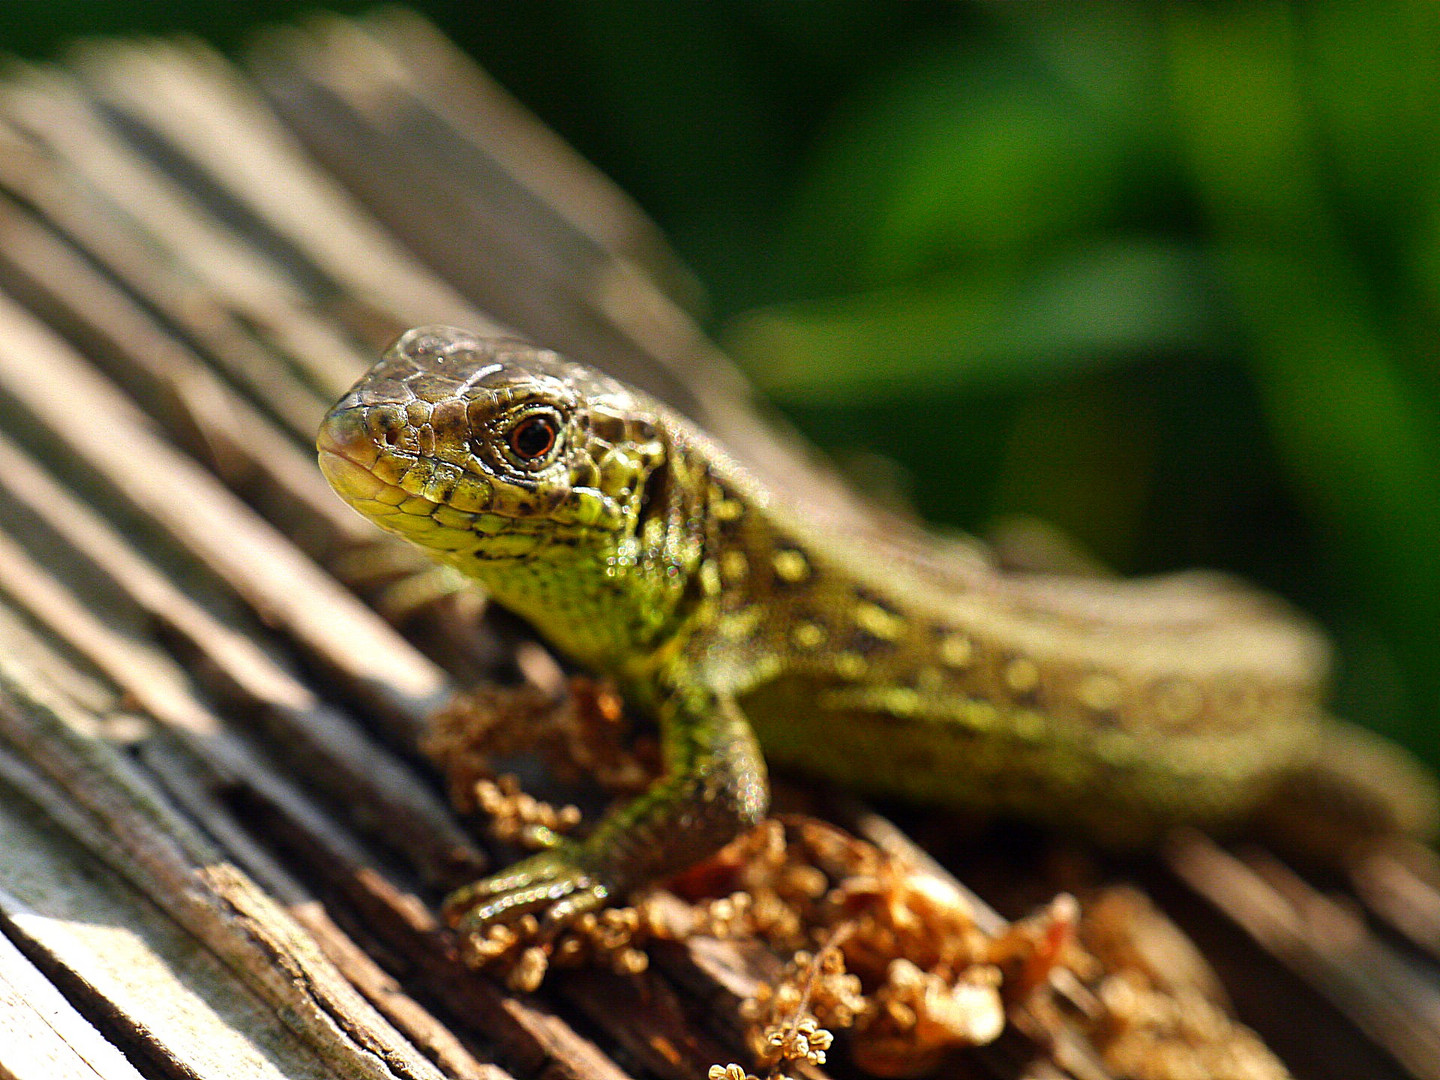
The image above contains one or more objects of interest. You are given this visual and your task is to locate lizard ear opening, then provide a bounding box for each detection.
[634,462,671,533]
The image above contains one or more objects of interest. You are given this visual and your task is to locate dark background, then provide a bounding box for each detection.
[5,2,1438,769]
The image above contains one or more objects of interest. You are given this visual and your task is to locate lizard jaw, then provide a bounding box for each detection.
[317,413,611,566]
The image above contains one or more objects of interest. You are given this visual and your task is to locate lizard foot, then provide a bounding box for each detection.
[442,842,613,939]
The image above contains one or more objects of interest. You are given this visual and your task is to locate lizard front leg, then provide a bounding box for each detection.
[443,683,769,935]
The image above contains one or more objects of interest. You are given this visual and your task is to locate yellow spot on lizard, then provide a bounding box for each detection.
[854,601,905,641]
[771,549,809,583]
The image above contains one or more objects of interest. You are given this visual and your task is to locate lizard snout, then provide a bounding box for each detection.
[316,398,415,504]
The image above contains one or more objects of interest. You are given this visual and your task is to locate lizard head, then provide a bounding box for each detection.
[318,327,700,661]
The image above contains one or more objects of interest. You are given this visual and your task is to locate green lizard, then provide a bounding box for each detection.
[318,326,1435,934]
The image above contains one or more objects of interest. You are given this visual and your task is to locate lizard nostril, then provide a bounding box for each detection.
[362,404,416,453]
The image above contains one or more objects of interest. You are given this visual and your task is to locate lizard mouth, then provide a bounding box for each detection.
[317,409,580,564]
[317,442,404,509]
[317,441,455,544]
[317,413,420,512]
[317,410,488,550]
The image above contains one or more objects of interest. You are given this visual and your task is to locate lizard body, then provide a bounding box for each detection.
[318,327,1431,930]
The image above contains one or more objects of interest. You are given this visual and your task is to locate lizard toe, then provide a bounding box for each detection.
[539,884,610,933]
[443,844,611,936]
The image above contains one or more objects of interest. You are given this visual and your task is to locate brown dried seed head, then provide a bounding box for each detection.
[509,946,549,992]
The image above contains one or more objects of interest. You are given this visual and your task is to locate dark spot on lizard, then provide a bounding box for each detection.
[635,462,671,533]
[590,413,627,445]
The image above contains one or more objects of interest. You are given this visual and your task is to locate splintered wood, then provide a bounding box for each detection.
[0,12,1436,1080]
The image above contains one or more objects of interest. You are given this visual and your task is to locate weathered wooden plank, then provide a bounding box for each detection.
[0,426,478,881]
[1,66,367,413]
[239,764,638,1080]
[141,738,512,1080]
[0,114,339,448]
[0,925,146,1080]
[0,183,377,556]
[362,9,701,311]
[0,745,347,1080]
[72,36,490,340]
[0,289,448,729]
[0,565,633,1080]
[1351,844,1440,966]
[1169,832,1438,1080]
[0,655,453,1080]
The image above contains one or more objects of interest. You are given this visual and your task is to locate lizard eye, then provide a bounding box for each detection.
[507,411,561,463]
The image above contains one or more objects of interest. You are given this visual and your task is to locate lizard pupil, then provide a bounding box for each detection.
[510,414,558,461]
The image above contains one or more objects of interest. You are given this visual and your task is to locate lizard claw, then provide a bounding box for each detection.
[442,843,613,939]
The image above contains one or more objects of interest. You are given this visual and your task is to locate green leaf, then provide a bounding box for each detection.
[725,241,1216,402]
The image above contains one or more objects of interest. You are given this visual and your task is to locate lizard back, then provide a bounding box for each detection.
[672,423,1331,842]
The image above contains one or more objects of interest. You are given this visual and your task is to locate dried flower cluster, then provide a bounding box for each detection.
[1070,888,1293,1080]
[455,904,655,992]
[1091,974,1288,1080]
[422,677,655,810]
[426,677,1293,1080]
[425,678,664,989]
[681,818,1074,1077]
[425,681,1065,1072]
[470,774,582,847]
[742,938,855,1075]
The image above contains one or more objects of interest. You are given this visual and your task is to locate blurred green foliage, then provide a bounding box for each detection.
[4,2,1437,765]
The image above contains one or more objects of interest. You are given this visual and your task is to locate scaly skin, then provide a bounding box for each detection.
[318,326,1432,933]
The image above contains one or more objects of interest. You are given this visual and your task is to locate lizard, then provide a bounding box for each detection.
[317,325,1437,935]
